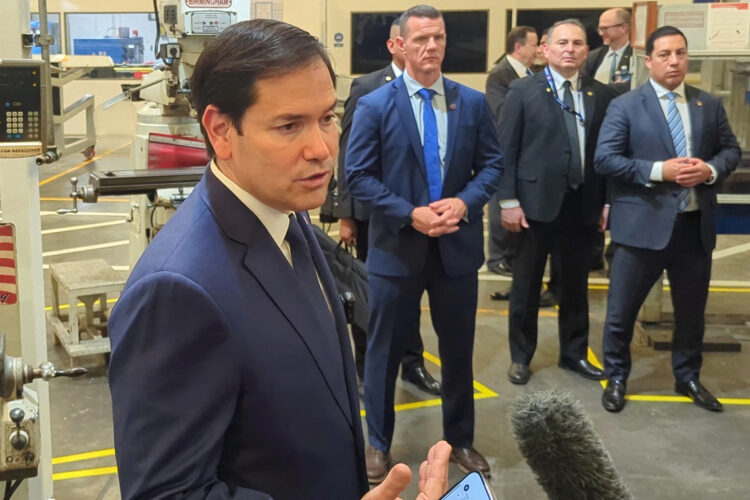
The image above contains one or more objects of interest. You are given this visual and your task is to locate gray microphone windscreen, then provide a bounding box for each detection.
[510,390,631,500]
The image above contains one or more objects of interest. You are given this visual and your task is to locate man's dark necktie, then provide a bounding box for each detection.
[562,80,584,189]
[417,88,443,202]
[286,214,332,316]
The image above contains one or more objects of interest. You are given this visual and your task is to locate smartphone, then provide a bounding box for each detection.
[439,471,495,500]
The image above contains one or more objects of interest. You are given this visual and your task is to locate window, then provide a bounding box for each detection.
[30,13,62,55]
[65,13,159,65]
[351,11,488,74]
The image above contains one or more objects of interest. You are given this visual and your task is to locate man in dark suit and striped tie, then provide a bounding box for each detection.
[595,26,740,413]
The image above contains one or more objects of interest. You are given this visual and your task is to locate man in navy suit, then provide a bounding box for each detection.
[595,26,740,413]
[346,5,502,483]
[497,19,616,386]
[334,18,440,397]
[108,19,452,500]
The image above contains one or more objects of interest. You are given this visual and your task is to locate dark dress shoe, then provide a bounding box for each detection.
[489,290,510,301]
[602,380,627,412]
[539,289,558,307]
[487,259,513,276]
[401,365,441,396]
[558,359,605,380]
[507,362,530,385]
[450,447,490,476]
[675,380,723,412]
[365,446,391,484]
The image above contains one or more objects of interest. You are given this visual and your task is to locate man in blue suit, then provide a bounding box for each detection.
[346,5,502,483]
[595,26,740,413]
[108,19,452,500]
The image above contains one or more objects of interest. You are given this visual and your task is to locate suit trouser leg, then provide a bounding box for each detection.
[356,219,426,372]
[603,244,667,381]
[555,217,598,363]
[364,271,424,453]
[488,190,520,266]
[425,245,477,448]
[665,215,711,382]
[508,222,551,364]
[350,219,369,379]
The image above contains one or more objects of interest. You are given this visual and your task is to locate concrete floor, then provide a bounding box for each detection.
[11,136,750,499]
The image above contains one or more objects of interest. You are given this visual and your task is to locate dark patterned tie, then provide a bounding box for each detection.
[562,80,584,189]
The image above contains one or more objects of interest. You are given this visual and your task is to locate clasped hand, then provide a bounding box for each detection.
[411,198,467,237]
[662,157,712,187]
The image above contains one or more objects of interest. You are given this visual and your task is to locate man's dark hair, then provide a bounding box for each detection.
[506,26,536,55]
[398,5,442,37]
[190,19,335,157]
[548,19,587,44]
[645,25,687,56]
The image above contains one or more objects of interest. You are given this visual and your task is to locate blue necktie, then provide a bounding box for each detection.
[525,68,532,77]
[609,52,618,83]
[286,213,331,313]
[666,92,690,211]
[417,88,442,202]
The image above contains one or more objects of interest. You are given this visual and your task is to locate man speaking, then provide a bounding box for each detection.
[107,18,451,500]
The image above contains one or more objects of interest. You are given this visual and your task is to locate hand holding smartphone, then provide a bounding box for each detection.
[439,471,495,500]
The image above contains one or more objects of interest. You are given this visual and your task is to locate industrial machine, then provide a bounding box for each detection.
[79,0,252,265]
[0,334,85,497]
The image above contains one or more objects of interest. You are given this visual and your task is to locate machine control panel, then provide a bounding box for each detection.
[0,60,48,158]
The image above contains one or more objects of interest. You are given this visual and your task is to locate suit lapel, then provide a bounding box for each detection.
[641,83,676,156]
[686,86,703,157]
[538,72,568,132]
[443,77,461,174]
[580,76,596,142]
[203,169,354,428]
[394,78,427,180]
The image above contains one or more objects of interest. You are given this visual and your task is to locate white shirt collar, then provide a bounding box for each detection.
[607,42,629,60]
[210,160,291,249]
[391,61,403,78]
[649,78,686,100]
[403,69,445,97]
[506,54,530,79]
[548,66,581,92]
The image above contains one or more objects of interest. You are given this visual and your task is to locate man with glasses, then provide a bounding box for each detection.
[583,8,632,94]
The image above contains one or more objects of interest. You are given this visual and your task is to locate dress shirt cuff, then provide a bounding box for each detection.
[705,164,718,185]
[650,162,664,182]
[499,199,520,209]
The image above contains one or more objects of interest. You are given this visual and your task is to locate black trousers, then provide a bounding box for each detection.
[508,189,598,364]
[603,211,711,383]
[350,218,425,379]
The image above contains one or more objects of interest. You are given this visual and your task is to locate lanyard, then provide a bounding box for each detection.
[544,67,585,126]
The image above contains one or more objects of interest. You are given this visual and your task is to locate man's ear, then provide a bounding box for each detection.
[202,104,234,160]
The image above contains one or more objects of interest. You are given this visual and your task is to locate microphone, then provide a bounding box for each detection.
[510,390,631,500]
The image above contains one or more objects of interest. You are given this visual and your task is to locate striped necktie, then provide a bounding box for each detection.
[666,92,690,211]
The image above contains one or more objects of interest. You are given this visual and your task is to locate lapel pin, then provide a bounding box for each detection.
[449,103,457,110]
[385,76,392,81]
[587,91,593,96]
[696,100,702,106]
[546,88,551,93]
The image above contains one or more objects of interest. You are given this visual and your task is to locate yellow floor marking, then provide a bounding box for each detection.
[53,466,118,481]
[588,284,750,293]
[590,351,750,405]
[41,197,128,203]
[38,141,132,187]
[360,350,499,416]
[52,448,115,465]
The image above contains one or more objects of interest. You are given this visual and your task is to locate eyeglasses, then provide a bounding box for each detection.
[598,23,627,32]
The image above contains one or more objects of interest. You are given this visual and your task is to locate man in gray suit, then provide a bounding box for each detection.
[596,26,740,413]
